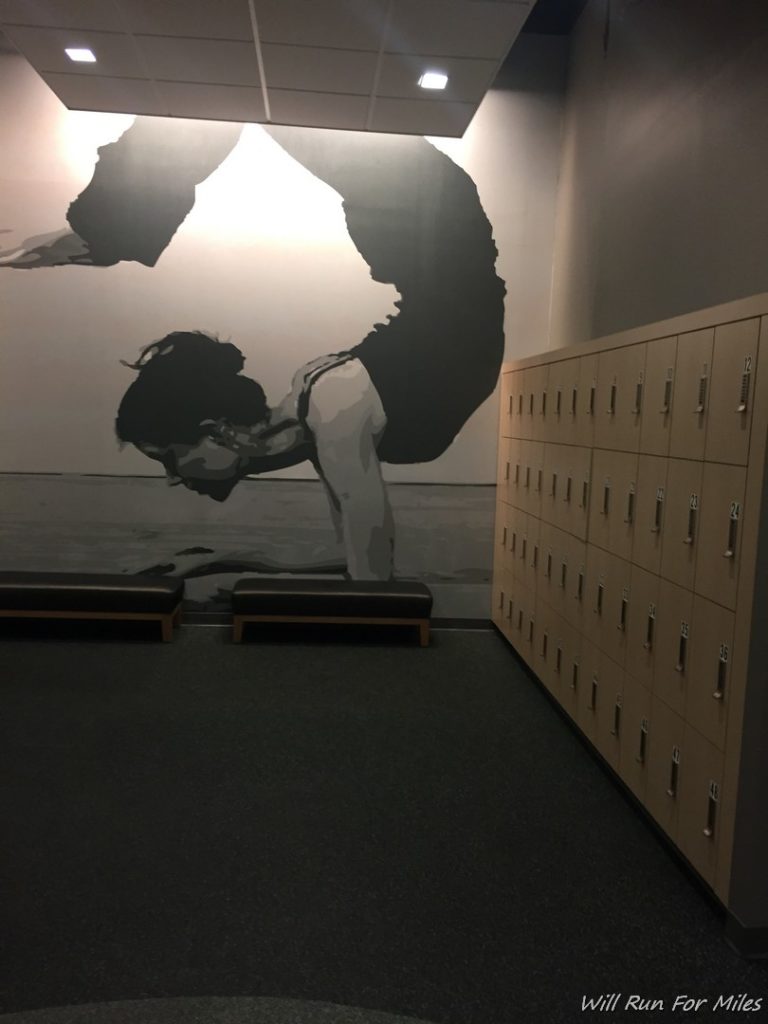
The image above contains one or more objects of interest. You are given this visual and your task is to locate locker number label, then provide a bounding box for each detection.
[672,746,681,764]
[719,643,729,663]
[689,493,699,510]
[680,621,690,639]
[648,602,656,618]
[656,486,665,500]
[744,355,753,373]
[622,586,630,600]
[709,780,720,802]
[729,501,741,520]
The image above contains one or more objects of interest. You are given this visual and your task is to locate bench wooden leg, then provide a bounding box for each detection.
[419,621,430,647]
[173,604,183,627]
[161,614,174,643]
[233,618,243,643]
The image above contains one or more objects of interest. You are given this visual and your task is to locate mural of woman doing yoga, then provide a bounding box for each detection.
[4,120,506,582]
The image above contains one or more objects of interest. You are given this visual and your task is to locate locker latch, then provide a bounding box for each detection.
[695,365,708,414]
[713,643,728,701]
[644,604,656,650]
[724,502,740,559]
[736,355,752,413]
[610,693,622,736]
[703,780,719,839]
[661,368,673,414]
[675,621,689,674]
[684,494,698,545]
[667,746,681,798]
[651,487,664,533]
[636,718,649,764]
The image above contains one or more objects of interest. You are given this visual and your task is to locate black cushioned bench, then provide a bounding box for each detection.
[0,571,185,642]
[231,578,433,646]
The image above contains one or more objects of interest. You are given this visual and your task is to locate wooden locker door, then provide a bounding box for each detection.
[529,364,549,443]
[687,596,735,752]
[625,564,660,693]
[639,335,677,457]
[659,458,703,592]
[547,357,579,446]
[694,462,746,610]
[645,695,685,841]
[584,544,611,652]
[588,449,638,561]
[559,620,582,722]
[574,353,599,448]
[492,567,515,641]
[678,725,724,888]
[519,513,541,597]
[575,637,602,745]
[618,674,652,802]
[593,343,646,452]
[669,328,713,461]
[594,652,624,771]
[541,443,563,530]
[653,578,694,718]
[562,446,592,541]
[537,521,557,614]
[632,454,669,576]
[500,371,514,439]
[704,318,760,466]
[601,552,632,670]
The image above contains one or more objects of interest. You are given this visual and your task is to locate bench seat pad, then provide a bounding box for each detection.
[232,578,433,619]
[0,571,184,613]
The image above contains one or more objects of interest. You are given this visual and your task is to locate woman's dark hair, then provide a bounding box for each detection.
[116,331,268,446]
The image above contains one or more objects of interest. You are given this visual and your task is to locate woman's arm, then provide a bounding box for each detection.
[305,360,393,580]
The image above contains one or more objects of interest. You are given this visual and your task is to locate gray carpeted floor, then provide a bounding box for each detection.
[1,626,767,1024]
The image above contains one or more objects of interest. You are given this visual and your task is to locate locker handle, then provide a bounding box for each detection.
[555,389,562,416]
[695,371,708,414]
[545,552,552,579]
[643,611,655,650]
[630,379,643,415]
[529,393,535,416]
[601,482,610,516]
[684,505,697,545]
[511,531,517,555]
[607,381,617,415]
[521,537,527,561]
[576,569,584,601]
[651,491,664,533]
[536,468,542,493]
[555,645,563,674]
[524,466,530,489]
[531,544,538,569]
[636,720,648,764]
[504,461,510,481]
[610,697,622,737]
[667,755,679,798]
[498,589,505,611]
[589,383,596,415]
[571,661,579,691]
[541,390,547,416]
[518,393,524,415]
[517,609,524,631]
[737,367,751,413]
[560,561,567,589]
[723,514,738,559]
[624,487,635,524]
[618,595,628,632]
[528,617,534,643]
[703,783,718,838]
[502,526,507,547]
[514,463,520,485]
[508,394,514,416]
[675,629,688,674]
[550,472,557,498]
[589,675,598,710]
[661,374,673,414]
[571,386,578,417]
[541,631,548,659]
[506,598,513,621]
[564,475,572,504]
[580,479,589,509]
[594,582,604,615]
[713,646,728,701]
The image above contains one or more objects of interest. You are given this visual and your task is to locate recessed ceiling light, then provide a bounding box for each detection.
[418,71,448,91]
[65,47,96,63]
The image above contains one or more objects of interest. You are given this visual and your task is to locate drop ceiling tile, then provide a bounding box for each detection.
[137,35,260,87]
[41,71,167,115]
[254,0,387,51]
[159,80,265,123]
[117,0,253,41]
[261,44,376,95]
[0,0,123,31]
[378,53,497,102]
[269,89,369,131]
[369,96,475,137]
[385,0,529,59]
[2,25,143,75]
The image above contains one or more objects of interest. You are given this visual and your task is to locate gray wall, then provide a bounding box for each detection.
[549,0,768,347]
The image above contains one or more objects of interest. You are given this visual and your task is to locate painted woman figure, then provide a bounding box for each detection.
[2,120,505,579]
